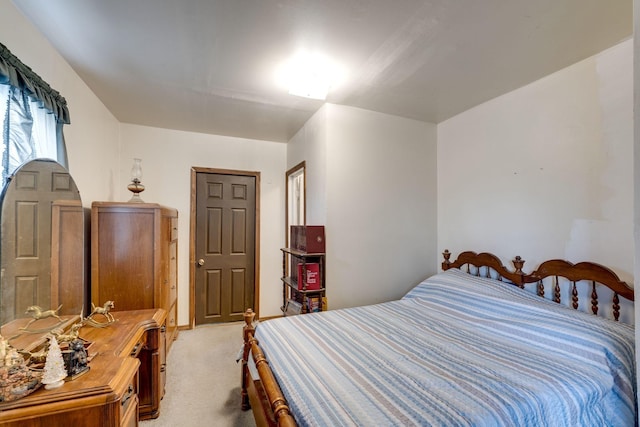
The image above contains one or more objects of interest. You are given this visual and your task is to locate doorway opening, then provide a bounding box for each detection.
[286,161,306,247]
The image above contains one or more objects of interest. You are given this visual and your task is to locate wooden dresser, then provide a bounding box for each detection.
[0,309,166,426]
[91,202,179,351]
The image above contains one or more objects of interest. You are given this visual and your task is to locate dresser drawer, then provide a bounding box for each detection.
[120,370,138,422]
[121,393,139,427]
[129,335,146,358]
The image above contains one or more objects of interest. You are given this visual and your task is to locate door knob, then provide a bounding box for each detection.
[197,259,205,266]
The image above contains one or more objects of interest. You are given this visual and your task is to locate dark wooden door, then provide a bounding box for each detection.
[194,172,256,324]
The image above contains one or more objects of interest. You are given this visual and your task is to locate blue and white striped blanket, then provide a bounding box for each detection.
[255,269,636,426]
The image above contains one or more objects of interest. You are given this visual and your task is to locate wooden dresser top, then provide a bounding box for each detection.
[0,308,166,414]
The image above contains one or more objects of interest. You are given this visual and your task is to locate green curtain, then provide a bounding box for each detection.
[0,42,70,185]
[0,42,70,125]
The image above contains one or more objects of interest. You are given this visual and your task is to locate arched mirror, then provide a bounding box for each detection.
[0,159,85,338]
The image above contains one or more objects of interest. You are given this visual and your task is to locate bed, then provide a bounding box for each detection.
[240,251,636,427]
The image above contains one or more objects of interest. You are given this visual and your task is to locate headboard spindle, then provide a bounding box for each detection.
[537,280,545,298]
[613,294,621,321]
[553,276,561,303]
[571,282,578,310]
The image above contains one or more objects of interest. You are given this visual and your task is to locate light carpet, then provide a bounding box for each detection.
[140,322,256,427]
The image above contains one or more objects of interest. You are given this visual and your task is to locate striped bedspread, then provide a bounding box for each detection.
[255,269,636,427]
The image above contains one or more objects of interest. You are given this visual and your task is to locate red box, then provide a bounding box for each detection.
[291,225,325,253]
[297,263,321,290]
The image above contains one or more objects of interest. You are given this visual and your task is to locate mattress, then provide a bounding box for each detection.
[254,269,636,427]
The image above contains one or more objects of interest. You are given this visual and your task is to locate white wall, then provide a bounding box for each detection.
[438,39,633,282]
[1,0,120,204]
[289,104,438,309]
[287,106,328,225]
[119,124,287,322]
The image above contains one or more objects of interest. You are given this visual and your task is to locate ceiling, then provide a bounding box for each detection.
[12,0,632,143]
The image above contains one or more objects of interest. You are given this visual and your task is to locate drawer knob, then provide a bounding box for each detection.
[122,384,135,406]
[130,342,141,356]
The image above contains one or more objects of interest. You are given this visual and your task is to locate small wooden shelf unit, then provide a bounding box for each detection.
[280,247,326,315]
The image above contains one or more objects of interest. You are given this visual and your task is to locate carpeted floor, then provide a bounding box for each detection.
[140,322,256,427]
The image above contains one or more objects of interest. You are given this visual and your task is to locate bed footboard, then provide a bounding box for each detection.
[241,309,297,427]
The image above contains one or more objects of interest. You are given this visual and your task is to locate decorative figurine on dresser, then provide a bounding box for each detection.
[0,335,42,402]
[41,335,66,390]
[84,300,117,327]
[20,305,63,332]
[62,338,89,379]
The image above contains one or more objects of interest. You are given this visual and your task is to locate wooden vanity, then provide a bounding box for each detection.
[0,309,166,426]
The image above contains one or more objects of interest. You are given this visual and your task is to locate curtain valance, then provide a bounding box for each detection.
[0,42,70,124]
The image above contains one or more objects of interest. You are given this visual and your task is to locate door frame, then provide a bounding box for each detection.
[189,167,261,328]
[285,161,306,247]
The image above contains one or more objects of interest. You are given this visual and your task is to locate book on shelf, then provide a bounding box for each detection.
[290,289,300,302]
[297,262,321,290]
[306,296,328,313]
[284,299,302,316]
[307,296,321,313]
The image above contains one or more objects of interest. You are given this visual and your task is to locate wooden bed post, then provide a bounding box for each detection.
[512,256,526,288]
[241,308,298,427]
[241,309,256,411]
[442,249,452,270]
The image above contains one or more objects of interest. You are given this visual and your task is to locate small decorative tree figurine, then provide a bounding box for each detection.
[42,335,66,389]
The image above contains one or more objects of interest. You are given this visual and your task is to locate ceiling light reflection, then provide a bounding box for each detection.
[278,52,345,100]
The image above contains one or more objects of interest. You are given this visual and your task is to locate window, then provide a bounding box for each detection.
[0,42,70,187]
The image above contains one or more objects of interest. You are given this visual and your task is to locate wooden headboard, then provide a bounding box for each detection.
[441,249,527,285]
[442,250,634,322]
[528,259,634,322]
